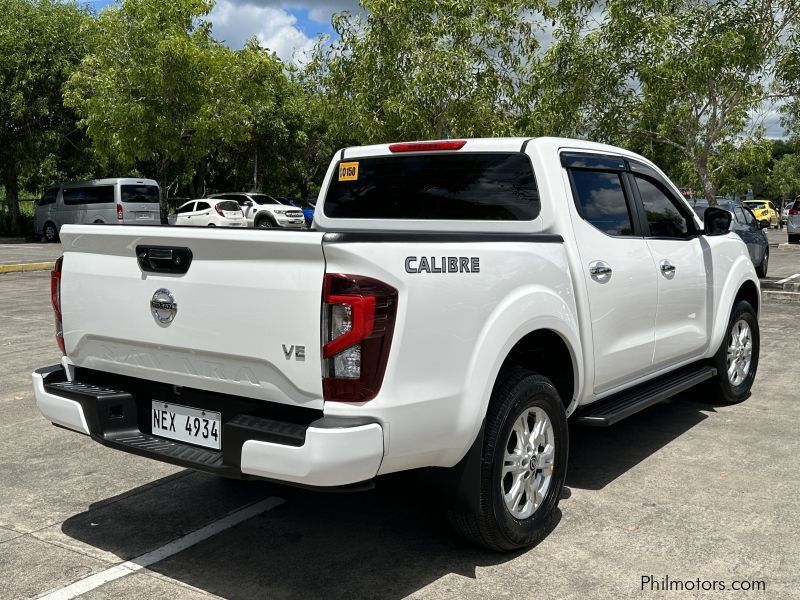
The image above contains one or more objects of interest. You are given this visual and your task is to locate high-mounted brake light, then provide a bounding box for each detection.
[388,140,467,153]
[51,256,65,354]
[322,274,398,402]
[116,203,124,221]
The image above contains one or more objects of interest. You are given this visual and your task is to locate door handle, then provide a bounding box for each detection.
[660,261,676,275]
[589,261,613,278]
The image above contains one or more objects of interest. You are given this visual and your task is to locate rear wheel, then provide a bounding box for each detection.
[447,368,568,551]
[707,300,759,404]
[755,248,768,278]
[43,222,58,243]
[789,234,799,244]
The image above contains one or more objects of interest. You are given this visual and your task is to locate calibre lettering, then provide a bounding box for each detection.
[405,256,482,274]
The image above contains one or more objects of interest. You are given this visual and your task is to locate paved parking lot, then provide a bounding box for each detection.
[1,271,799,599]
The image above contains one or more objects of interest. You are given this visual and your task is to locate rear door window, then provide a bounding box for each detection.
[196,202,211,212]
[63,186,115,205]
[121,185,160,203]
[38,188,58,206]
[323,153,539,220]
[570,170,635,236]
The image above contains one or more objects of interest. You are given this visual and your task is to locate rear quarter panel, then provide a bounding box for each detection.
[321,238,580,473]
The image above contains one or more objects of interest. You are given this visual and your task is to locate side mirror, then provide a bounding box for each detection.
[703,206,732,236]
[244,200,253,207]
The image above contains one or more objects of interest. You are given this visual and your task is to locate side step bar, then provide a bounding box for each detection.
[576,365,717,426]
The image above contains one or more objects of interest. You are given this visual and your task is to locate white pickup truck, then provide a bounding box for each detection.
[33,137,760,551]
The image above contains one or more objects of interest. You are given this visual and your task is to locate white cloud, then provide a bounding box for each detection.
[233,1,362,23]
[209,0,315,63]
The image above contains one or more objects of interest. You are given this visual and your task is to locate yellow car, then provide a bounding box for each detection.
[743,200,779,228]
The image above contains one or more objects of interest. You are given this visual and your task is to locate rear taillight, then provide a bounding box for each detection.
[116,204,124,221]
[322,274,398,402]
[215,204,225,217]
[790,208,800,216]
[51,256,65,354]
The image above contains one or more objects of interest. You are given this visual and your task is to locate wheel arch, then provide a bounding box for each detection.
[254,211,277,226]
[708,264,761,358]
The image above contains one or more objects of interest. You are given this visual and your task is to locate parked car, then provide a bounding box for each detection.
[742,200,779,229]
[34,137,760,552]
[692,200,769,277]
[788,198,800,243]
[209,192,305,229]
[34,178,161,242]
[781,201,792,228]
[284,197,315,227]
[169,199,246,227]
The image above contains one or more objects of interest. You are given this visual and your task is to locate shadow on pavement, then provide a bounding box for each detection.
[567,389,716,490]
[62,471,529,599]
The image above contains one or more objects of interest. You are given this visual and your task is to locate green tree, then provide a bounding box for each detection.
[767,152,800,200]
[541,0,800,204]
[309,0,551,144]
[0,0,89,232]
[64,0,253,194]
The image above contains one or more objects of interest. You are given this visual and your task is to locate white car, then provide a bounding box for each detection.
[169,199,246,227]
[209,192,306,229]
[34,137,760,552]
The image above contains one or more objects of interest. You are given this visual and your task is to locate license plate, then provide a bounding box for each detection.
[136,212,153,220]
[151,401,221,450]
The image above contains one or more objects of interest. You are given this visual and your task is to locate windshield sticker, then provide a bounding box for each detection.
[338,162,359,182]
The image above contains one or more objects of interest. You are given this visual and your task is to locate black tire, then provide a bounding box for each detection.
[43,221,58,243]
[789,234,799,244]
[255,216,273,229]
[706,300,759,404]
[755,248,768,278]
[208,223,216,227]
[447,368,568,552]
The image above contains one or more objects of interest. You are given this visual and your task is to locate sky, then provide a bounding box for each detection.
[82,0,788,138]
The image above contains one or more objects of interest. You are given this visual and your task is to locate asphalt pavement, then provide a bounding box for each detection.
[0,270,798,599]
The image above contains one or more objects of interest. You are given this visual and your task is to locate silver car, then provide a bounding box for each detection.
[788,198,800,244]
[35,178,161,242]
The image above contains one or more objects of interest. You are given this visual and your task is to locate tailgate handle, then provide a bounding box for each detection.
[136,245,193,274]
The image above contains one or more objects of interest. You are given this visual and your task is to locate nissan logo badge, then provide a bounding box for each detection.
[150,288,177,324]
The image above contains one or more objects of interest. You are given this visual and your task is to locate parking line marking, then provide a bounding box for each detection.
[776,273,800,284]
[37,496,285,600]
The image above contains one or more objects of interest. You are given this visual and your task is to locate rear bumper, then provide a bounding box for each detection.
[32,366,384,487]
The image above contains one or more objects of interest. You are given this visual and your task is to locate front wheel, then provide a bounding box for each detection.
[255,217,273,229]
[43,222,58,243]
[447,368,568,551]
[707,300,759,404]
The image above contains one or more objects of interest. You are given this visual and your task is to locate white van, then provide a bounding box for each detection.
[35,178,161,242]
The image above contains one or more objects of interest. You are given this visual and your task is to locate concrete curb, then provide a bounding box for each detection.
[0,261,54,274]
[763,290,800,304]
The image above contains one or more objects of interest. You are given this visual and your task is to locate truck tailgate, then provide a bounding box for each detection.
[58,225,325,410]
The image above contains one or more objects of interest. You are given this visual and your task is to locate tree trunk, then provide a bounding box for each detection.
[696,158,716,205]
[190,157,208,199]
[3,163,20,235]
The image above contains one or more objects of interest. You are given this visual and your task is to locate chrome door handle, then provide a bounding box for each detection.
[590,265,612,275]
[660,261,676,274]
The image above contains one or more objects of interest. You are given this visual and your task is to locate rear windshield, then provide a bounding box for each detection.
[323,153,540,220]
[216,201,241,212]
[744,201,767,209]
[122,185,160,203]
